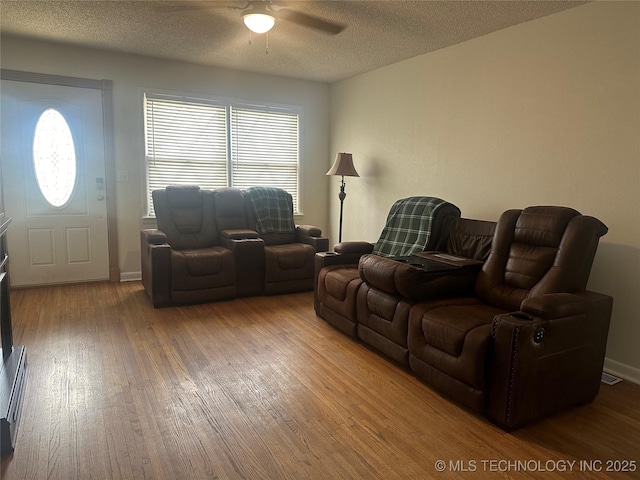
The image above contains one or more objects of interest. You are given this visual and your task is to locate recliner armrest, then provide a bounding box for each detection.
[487,291,613,429]
[521,292,590,319]
[221,237,264,251]
[221,229,259,240]
[296,225,329,252]
[314,251,363,271]
[142,229,168,245]
[140,230,172,307]
[296,225,322,237]
[334,241,374,255]
[313,242,374,268]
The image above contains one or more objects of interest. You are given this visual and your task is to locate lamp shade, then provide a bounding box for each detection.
[326,152,359,177]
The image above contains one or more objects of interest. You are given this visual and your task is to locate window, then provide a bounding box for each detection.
[33,108,77,208]
[144,92,300,215]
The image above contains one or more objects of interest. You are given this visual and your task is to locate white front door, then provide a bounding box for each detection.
[1,80,109,286]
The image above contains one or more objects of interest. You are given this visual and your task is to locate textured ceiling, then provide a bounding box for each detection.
[0,0,587,83]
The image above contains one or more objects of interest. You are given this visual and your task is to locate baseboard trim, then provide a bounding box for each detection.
[120,271,142,282]
[604,358,640,385]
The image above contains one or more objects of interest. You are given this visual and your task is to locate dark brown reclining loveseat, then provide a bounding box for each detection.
[316,205,612,429]
[141,185,328,307]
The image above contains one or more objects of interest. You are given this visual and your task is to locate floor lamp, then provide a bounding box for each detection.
[326,152,359,243]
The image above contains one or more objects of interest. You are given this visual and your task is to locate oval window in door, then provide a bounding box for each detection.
[33,108,77,207]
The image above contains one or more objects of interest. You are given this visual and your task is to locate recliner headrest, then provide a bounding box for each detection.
[514,206,580,248]
[166,185,202,209]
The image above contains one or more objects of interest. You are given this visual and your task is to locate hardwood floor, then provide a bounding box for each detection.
[2,282,639,479]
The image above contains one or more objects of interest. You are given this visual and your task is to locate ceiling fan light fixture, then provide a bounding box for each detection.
[243,12,276,34]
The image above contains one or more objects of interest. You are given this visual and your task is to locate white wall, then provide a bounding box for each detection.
[0,36,332,279]
[330,2,640,379]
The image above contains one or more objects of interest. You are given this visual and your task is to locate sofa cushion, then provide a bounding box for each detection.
[153,186,219,250]
[264,243,315,282]
[274,244,313,270]
[475,206,608,312]
[166,185,201,209]
[357,284,414,350]
[505,243,558,290]
[261,232,298,246]
[182,249,225,276]
[324,265,361,302]
[166,186,204,234]
[171,247,235,291]
[513,207,578,247]
[408,301,498,391]
[447,218,496,260]
[409,322,494,399]
[421,304,504,357]
[361,285,402,324]
[317,265,363,329]
[214,187,251,231]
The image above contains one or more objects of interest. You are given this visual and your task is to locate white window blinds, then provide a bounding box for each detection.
[230,106,299,210]
[144,93,300,216]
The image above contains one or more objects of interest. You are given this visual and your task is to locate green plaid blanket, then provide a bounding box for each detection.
[372,197,451,257]
[245,187,295,235]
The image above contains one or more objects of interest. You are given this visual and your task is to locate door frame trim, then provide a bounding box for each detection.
[1,69,119,282]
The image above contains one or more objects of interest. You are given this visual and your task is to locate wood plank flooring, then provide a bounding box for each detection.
[1,281,639,479]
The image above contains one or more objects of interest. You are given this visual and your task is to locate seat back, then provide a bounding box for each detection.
[476,206,608,311]
[372,197,461,257]
[152,186,219,250]
[446,217,496,260]
[214,187,250,231]
[245,187,297,245]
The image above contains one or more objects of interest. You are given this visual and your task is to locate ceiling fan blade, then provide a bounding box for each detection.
[277,9,345,35]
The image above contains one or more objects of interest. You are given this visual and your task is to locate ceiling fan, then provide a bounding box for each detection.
[161,1,345,36]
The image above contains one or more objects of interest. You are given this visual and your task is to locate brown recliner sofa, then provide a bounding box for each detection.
[407,206,612,429]
[317,205,612,429]
[315,196,462,337]
[141,185,328,307]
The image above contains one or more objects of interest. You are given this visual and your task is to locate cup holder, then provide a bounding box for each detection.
[510,312,534,321]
